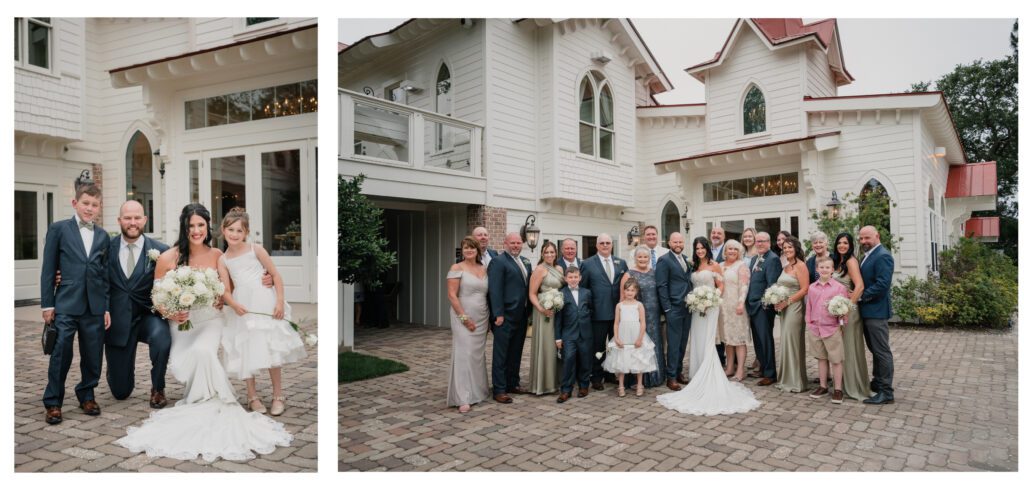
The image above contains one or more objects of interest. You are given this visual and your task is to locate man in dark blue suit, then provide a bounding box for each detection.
[40,184,110,424]
[656,232,693,390]
[580,233,628,390]
[487,232,532,403]
[857,226,896,405]
[554,266,592,403]
[472,226,499,268]
[556,238,582,271]
[106,201,171,408]
[746,232,783,386]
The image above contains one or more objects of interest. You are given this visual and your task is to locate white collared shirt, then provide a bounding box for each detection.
[74,214,95,257]
[563,257,580,270]
[481,250,492,268]
[711,244,724,261]
[861,244,877,264]
[600,254,615,283]
[119,235,147,277]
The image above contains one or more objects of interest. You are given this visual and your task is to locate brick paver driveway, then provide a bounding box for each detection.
[14,307,318,472]
[340,322,1017,471]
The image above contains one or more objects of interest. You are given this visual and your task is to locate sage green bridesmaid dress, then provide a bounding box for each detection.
[834,273,873,401]
[775,272,809,393]
[529,265,564,395]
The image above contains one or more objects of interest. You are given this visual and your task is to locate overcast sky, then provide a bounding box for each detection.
[340,18,1016,104]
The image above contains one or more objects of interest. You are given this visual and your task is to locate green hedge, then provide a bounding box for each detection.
[892,238,1017,327]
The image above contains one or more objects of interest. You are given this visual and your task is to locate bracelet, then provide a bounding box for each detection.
[458,314,469,322]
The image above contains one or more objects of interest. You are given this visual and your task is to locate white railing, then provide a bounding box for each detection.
[339,88,483,177]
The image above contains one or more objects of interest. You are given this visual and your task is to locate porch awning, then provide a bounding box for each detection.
[654,131,840,175]
[946,161,997,198]
[965,217,999,240]
[109,24,317,88]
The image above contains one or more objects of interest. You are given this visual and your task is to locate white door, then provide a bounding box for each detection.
[14,184,55,301]
[197,140,316,303]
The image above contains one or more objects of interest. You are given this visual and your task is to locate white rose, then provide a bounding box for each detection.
[213,281,225,295]
[179,293,196,307]
[305,334,318,347]
[148,249,161,262]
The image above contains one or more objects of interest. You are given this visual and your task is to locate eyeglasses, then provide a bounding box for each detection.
[597,242,611,245]
[754,239,770,243]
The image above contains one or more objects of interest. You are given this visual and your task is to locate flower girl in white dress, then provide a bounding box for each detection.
[217,208,307,416]
[602,278,658,397]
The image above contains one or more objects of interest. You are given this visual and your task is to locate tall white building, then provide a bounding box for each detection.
[15,18,319,303]
[338,18,997,347]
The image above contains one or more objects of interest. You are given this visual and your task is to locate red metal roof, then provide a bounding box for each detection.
[965,217,999,238]
[339,42,348,52]
[946,162,997,198]
[654,131,840,166]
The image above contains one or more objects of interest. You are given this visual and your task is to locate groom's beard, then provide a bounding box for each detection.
[121,226,142,240]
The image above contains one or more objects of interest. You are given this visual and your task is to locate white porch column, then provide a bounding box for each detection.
[340,282,354,351]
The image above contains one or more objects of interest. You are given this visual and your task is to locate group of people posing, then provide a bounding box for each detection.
[40,182,307,461]
[446,223,895,416]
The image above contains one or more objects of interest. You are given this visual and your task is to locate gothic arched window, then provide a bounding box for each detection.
[743,85,766,135]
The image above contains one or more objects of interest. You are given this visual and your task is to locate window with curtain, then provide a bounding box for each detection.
[742,85,766,135]
[578,71,614,160]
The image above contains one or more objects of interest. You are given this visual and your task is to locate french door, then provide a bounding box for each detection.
[14,183,55,300]
[705,212,801,253]
[193,140,317,302]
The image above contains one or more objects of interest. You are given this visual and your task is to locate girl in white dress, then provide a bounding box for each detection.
[602,278,658,397]
[218,208,307,416]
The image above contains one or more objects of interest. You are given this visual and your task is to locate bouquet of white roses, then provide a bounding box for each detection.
[685,285,721,317]
[151,266,226,331]
[827,296,854,326]
[761,284,789,309]
[538,289,565,323]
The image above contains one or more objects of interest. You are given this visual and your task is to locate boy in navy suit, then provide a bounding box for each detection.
[554,266,593,403]
[40,183,111,424]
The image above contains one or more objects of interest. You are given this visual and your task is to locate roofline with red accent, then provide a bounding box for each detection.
[111,23,317,73]
[653,131,841,166]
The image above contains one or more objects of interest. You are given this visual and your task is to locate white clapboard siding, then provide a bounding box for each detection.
[194,18,317,50]
[705,25,804,151]
[805,47,837,98]
[635,122,706,222]
[537,27,555,198]
[14,18,85,141]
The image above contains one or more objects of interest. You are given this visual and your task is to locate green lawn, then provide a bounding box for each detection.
[339,351,409,384]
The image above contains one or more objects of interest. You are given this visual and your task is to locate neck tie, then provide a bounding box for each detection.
[604,257,613,283]
[79,220,93,231]
[126,243,136,277]
[650,249,658,270]
[514,255,527,280]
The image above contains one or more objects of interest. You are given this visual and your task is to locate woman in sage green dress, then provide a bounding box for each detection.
[528,241,565,395]
[832,233,873,401]
[774,236,810,393]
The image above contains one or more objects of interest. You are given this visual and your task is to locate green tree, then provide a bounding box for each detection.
[807,188,902,254]
[339,174,396,288]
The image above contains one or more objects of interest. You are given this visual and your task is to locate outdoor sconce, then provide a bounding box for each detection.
[826,190,843,219]
[933,147,946,159]
[627,224,641,247]
[400,80,423,93]
[521,214,540,252]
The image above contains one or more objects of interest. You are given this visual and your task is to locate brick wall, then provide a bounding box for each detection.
[467,205,507,252]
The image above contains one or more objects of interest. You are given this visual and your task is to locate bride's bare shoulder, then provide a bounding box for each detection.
[159,247,179,265]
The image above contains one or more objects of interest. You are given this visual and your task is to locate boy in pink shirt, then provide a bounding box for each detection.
[804,256,849,404]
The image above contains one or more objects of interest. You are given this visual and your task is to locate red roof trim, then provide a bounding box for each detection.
[685,19,742,71]
[654,131,841,166]
[111,24,317,73]
[636,103,706,109]
[946,162,998,198]
[965,217,999,238]
[339,18,415,56]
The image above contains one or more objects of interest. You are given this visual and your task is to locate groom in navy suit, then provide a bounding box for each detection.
[656,232,693,390]
[580,233,628,390]
[857,226,896,405]
[746,232,783,386]
[106,201,171,408]
[40,183,110,425]
[488,232,532,403]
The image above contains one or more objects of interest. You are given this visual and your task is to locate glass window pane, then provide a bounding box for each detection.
[703,183,714,202]
[275,83,300,117]
[126,132,155,233]
[210,155,246,250]
[15,19,20,61]
[661,202,679,245]
[252,88,275,120]
[28,20,48,69]
[599,85,613,129]
[227,92,252,124]
[185,99,205,130]
[743,85,766,134]
[46,192,53,226]
[14,190,38,261]
[300,80,318,114]
[189,159,200,204]
[781,172,798,195]
[755,218,781,252]
[206,96,227,127]
[764,174,781,196]
[353,101,410,162]
[790,216,799,241]
[722,220,744,242]
[579,123,594,156]
[579,79,594,123]
[246,18,278,26]
[732,177,750,199]
[599,129,613,160]
[261,149,302,256]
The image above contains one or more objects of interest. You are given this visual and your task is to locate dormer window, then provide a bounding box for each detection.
[742,84,766,135]
[579,70,614,160]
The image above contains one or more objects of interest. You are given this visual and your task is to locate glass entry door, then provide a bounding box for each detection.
[198,140,316,302]
[14,184,54,300]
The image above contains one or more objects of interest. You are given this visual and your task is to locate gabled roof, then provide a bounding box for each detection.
[686,18,853,87]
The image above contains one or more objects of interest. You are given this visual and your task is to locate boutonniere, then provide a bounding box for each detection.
[147,249,161,263]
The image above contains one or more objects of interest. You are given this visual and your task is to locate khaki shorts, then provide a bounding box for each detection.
[809,330,844,363]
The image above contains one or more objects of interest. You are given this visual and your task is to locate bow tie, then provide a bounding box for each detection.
[79,220,94,231]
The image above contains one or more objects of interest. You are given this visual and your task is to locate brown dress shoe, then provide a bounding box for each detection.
[150,389,167,409]
[509,387,528,395]
[557,392,571,403]
[666,379,681,391]
[756,378,776,387]
[45,406,62,425]
[677,375,689,385]
[79,400,101,416]
[809,386,830,399]
[592,380,605,391]
[493,393,513,404]
[577,388,589,398]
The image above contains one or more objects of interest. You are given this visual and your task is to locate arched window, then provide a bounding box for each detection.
[579,71,614,160]
[435,62,452,150]
[859,178,891,235]
[928,186,935,210]
[742,85,766,135]
[125,131,154,233]
[661,201,680,245]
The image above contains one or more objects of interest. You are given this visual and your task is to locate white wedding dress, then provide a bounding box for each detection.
[656,269,761,416]
[116,299,293,462]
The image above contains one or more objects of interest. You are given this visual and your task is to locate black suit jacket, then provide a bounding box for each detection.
[655,251,692,316]
[487,252,532,324]
[40,218,110,315]
[555,287,593,343]
[107,236,169,347]
[580,254,628,321]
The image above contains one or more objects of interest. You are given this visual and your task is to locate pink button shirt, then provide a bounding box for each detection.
[804,278,850,338]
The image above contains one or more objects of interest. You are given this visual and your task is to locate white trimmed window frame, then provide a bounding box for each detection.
[738,80,769,141]
[577,70,615,162]
[14,17,56,76]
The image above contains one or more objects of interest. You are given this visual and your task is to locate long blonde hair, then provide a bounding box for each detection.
[221,207,250,235]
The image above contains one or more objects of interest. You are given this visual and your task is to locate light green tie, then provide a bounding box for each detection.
[604,257,613,283]
[126,243,136,277]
